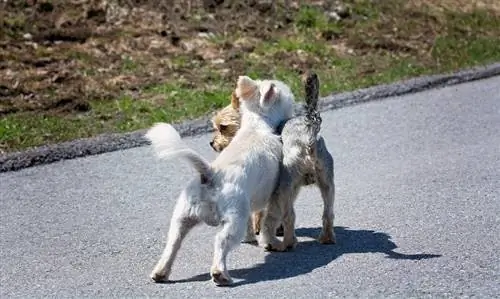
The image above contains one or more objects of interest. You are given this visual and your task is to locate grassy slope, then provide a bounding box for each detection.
[1,0,499,153]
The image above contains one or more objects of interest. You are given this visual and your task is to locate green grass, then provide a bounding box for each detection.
[1,0,500,153]
[0,115,94,152]
[1,85,232,151]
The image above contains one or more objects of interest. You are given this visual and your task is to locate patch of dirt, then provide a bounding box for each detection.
[0,0,498,118]
[0,0,306,116]
[407,0,500,15]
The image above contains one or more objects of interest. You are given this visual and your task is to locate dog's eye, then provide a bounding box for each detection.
[219,124,228,132]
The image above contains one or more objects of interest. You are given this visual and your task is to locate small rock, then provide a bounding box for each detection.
[333,4,351,19]
[180,38,212,55]
[23,33,33,40]
[198,32,215,38]
[24,41,38,49]
[233,37,258,52]
[326,3,351,22]
[326,11,341,22]
[150,39,163,48]
[256,0,273,13]
[211,58,225,65]
[249,53,260,60]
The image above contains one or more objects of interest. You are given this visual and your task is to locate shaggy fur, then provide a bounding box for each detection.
[210,93,284,236]
[210,92,241,152]
[210,72,336,251]
[146,75,294,286]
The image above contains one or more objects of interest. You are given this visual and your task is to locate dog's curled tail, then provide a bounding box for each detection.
[303,71,322,135]
[145,123,213,183]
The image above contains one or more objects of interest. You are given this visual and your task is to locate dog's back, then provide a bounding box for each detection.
[212,125,283,210]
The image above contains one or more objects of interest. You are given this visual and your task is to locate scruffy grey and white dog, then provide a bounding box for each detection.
[145,75,295,286]
[211,72,336,251]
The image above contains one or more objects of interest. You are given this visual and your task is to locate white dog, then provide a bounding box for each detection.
[146,76,294,286]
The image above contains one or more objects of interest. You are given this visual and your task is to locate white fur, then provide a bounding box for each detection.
[146,124,213,180]
[236,77,294,130]
[146,76,295,286]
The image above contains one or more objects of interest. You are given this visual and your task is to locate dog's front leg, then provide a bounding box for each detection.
[150,202,199,282]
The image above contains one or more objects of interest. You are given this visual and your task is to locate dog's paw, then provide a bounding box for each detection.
[211,269,233,286]
[318,230,336,244]
[284,235,298,250]
[263,239,288,252]
[150,272,169,283]
[241,239,258,245]
[242,233,257,244]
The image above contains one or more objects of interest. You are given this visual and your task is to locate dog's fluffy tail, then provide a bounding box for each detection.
[303,71,322,137]
[145,123,213,182]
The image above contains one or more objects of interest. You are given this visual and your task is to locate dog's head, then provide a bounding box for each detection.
[235,75,294,128]
[210,92,241,152]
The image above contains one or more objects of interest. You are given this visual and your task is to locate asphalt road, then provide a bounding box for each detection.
[1,76,499,298]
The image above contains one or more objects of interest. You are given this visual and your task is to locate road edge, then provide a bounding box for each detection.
[2,62,500,173]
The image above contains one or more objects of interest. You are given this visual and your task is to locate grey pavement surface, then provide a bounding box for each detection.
[1,76,499,298]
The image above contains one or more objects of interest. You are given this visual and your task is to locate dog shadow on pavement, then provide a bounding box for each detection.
[173,226,441,286]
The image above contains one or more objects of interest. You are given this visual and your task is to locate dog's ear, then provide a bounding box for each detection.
[231,91,240,110]
[236,76,258,100]
[261,82,277,103]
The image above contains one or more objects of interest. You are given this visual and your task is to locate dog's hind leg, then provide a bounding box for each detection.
[150,201,200,282]
[259,198,286,252]
[262,166,302,251]
[317,177,336,244]
[282,203,298,249]
[211,209,248,286]
[242,215,257,244]
[259,183,298,252]
[316,144,336,244]
[252,210,284,237]
[281,182,301,250]
[252,211,263,235]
